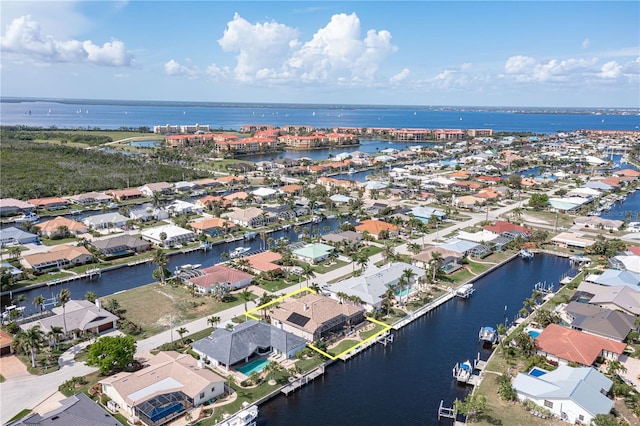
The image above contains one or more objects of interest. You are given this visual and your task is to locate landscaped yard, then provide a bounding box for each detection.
[313,259,348,274]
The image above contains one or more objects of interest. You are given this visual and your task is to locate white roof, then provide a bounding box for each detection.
[456,230,499,243]
[141,224,194,240]
[253,187,277,197]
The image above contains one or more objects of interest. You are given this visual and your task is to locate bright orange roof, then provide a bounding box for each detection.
[355,219,398,235]
[536,324,626,365]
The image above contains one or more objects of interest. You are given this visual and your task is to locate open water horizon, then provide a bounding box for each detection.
[2,98,639,133]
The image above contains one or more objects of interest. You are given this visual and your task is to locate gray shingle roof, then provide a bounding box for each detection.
[7,393,119,426]
[564,301,635,341]
[191,320,306,366]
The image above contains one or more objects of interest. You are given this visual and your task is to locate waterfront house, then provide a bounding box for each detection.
[1,329,14,356]
[223,191,250,206]
[140,224,195,247]
[270,293,366,342]
[609,254,640,274]
[573,216,624,231]
[65,191,114,206]
[188,217,237,236]
[292,243,335,265]
[172,181,196,193]
[27,197,69,211]
[251,187,278,201]
[128,203,169,222]
[483,220,533,236]
[35,216,89,237]
[535,324,627,366]
[244,251,282,274]
[83,212,130,230]
[560,301,635,342]
[576,282,640,316]
[186,264,253,294]
[225,207,274,228]
[139,182,173,197]
[326,262,426,311]
[321,231,363,248]
[586,269,640,288]
[90,235,150,257]
[0,198,35,216]
[550,232,595,249]
[21,299,118,338]
[106,188,144,202]
[412,247,464,273]
[437,238,491,258]
[355,219,399,240]
[215,175,246,186]
[164,199,202,216]
[280,184,303,197]
[21,245,92,272]
[6,393,120,426]
[191,320,306,373]
[0,226,40,247]
[512,365,613,425]
[0,263,23,279]
[100,351,225,425]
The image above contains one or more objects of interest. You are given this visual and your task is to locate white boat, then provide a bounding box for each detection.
[176,263,201,272]
[311,216,322,223]
[1,305,25,321]
[14,212,39,223]
[478,326,498,345]
[229,247,251,258]
[218,405,258,426]
[455,283,475,298]
[452,360,473,383]
[347,168,355,175]
[518,249,534,259]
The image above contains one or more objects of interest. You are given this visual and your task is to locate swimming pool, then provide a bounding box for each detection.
[527,330,541,339]
[396,287,411,298]
[237,358,270,376]
[529,367,548,377]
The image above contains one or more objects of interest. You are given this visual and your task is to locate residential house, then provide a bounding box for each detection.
[535,324,627,366]
[355,219,399,240]
[106,188,143,202]
[279,184,303,197]
[512,365,613,425]
[188,217,237,236]
[90,235,150,257]
[6,393,120,426]
[1,329,14,356]
[321,231,363,248]
[21,299,118,337]
[586,269,640,288]
[483,220,533,237]
[244,251,282,274]
[225,207,274,228]
[83,212,130,230]
[27,197,69,211]
[551,232,595,249]
[223,191,250,206]
[412,247,464,273]
[140,224,195,247]
[0,198,35,216]
[326,262,426,311]
[270,293,365,341]
[437,238,490,258]
[35,216,89,237]
[576,282,640,316]
[292,243,335,264]
[561,301,635,342]
[0,226,40,247]
[66,191,113,206]
[165,200,203,216]
[139,182,173,197]
[410,206,446,221]
[251,187,278,201]
[573,216,624,231]
[21,245,93,272]
[191,320,306,372]
[128,204,169,222]
[609,254,640,274]
[100,351,225,425]
[185,265,253,294]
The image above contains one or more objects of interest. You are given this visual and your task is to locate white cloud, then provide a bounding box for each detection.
[504,55,597,82]
[0,15,133,67]
[390,68,410,83]
[218,13,299,82]
[581,38,591,49]
[599,60,622,79]
[164,59,200,79]
[288,13,397,83]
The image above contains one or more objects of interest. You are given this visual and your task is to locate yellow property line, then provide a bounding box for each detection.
[245,287,392,361]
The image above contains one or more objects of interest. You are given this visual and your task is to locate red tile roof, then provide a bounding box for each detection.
[483,220,533,234]
[536,324,626,365]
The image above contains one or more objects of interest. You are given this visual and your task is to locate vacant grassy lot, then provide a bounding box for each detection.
[107,282,254,336]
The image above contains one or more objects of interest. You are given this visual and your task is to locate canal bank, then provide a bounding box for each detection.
[256,254,576,426]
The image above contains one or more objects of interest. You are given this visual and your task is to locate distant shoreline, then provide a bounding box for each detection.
[1,96,638,115]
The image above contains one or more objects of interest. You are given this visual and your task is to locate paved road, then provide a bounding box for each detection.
[0,189,553,424]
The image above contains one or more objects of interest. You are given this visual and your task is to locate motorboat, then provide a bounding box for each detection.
[518,249,534,259]
[14,212,39,223]
[176,263,201,272]
[452,360,473,383]
[218,405,258,426]
[229,247,251,258]
[478,326,499,345]
[455,283,475,298]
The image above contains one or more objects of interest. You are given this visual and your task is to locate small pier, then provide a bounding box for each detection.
[339,331,394,361]
[281,365,325,395]
[437,400,456,421]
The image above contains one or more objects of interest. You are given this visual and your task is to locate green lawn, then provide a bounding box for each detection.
[41,237,78,246]
[257,276,302,293]
[359,324,385,340]
[329,339,360,355]
[313,259,348,274]
[359,245,382,257]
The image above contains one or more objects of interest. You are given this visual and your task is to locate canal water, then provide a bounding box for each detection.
[258,254,576,426]
[4,217,349,313]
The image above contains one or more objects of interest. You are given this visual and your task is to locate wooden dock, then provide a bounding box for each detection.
[281,365,325,396]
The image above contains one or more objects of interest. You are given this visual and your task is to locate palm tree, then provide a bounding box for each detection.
[151,249,169,285]
[176,327,188,344]
[207,316,221,328]
[48,325,64,350]
[32,295,45,315]
[58,288,71,337]
[239,288,252,313]
[356,252,369,272]
[15,326,44,368]
[401,268,416,301]
[301,264,315,290]
[382,244,396,264]
[336,292,348,304]
[257,294,274,320]
[407,242,421,255]
[263,361,281,382]
[384,285,397,316]
[429,252,442,283]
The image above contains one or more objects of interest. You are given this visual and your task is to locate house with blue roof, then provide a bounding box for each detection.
[512,365,613,424]
[591,269,640,288]
[410,206,446,221]
[0,226,39,247]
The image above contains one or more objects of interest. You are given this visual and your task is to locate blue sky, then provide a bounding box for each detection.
[1,1,639,107]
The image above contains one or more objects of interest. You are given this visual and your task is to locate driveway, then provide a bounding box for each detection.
[0,354,29,380]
